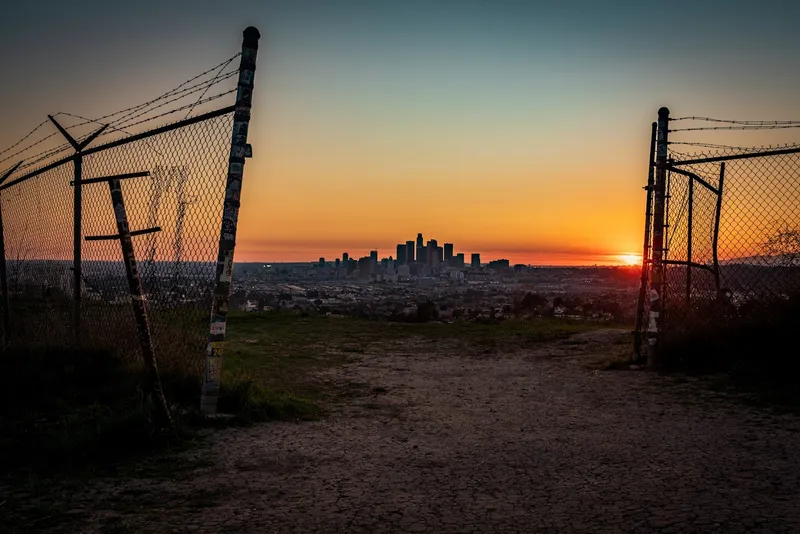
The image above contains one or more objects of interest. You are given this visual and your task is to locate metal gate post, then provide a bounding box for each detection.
[633,122,658,358]
[648,107,670,367]
[201,26,261,414]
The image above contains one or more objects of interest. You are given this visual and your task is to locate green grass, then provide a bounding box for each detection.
[0,312,599,475]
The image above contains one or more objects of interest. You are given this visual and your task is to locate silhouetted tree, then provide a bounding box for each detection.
[762,222,800,268]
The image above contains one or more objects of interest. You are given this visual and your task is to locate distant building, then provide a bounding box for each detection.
[342,252,349,263]
[455,253,465,268]
[488,259,510,269]
[406,241,415,264]
[444,243,454,264]
[370,250,378,263]
[437,246,444,264]
[417,245,426,265]
[319,257,325,267]
[471,253,481,268]
[427,240,438,266]
[335,258,341,268]
[396,244,406,265]
[358,257,371,279]
[416,233,424,249]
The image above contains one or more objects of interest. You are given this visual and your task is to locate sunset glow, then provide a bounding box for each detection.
[616,254,642,267]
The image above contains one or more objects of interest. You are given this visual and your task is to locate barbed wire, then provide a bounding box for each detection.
[670,124,800,133]
[183,55,238,120]
[0,53,241,178]
[0,119,51,160]
[670,116,800,125]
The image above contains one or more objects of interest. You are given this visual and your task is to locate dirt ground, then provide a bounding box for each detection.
[20,329,800,533]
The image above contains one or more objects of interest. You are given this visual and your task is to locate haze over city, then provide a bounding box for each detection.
[2,0,799,266]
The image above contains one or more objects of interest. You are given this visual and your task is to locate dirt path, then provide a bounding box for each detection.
[43,330,800,532]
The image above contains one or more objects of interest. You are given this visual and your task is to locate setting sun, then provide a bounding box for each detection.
[617,253,642,266]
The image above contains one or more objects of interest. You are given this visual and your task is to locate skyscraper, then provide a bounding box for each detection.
[319,257,325,267]
[396,244,406,265]
[405,240,415,264]
[455,253,465,267]
[342,252,349,263]
[370,250,378,263]
[437,246,444,264]
[427,239,438,266]
[335,258,341,268]
[444,243,454,264]
[416,233,423,249]
[471,253,481,268]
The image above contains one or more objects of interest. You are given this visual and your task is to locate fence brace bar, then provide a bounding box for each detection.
[712,163,726,292]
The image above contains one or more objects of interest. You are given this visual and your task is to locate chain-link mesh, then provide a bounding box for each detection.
[0,57,238,382]
[660,144,800,347]
[1,163,74,347]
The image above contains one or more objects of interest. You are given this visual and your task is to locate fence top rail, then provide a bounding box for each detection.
[0,105,235,193]
[671,146,800,166]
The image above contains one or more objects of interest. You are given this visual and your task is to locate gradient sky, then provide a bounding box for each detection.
[2,0,799,265]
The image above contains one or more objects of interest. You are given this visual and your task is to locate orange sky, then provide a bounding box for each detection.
[2,2,799,266]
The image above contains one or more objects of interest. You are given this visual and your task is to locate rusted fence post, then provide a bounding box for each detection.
[648,107,670,367]
[106,177,172,428]
[633,122,658,358]
[201,26,261,414]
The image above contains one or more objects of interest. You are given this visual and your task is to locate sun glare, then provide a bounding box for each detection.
[617,253,642,266]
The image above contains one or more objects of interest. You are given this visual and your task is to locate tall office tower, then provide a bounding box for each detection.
[444,243,454,264]
[342,252,349,263]
[370,250,378,263]
[471,253,481,268]
[416,233,423,249]
[381,258,389,270]
[455,253,465,267]
[335,258,341,268]
[319,257,325,267]
[437,246,444,264]
[405,241,415,264]
[396,244,406,265]
[417,244,426,264]
[427,239,438,266]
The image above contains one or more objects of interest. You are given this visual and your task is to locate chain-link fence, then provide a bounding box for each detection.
[0,40,250,389]
[634,111,800,364]
[663,146,800,341]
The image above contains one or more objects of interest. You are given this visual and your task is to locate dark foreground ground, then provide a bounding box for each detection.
[6,326,800,533]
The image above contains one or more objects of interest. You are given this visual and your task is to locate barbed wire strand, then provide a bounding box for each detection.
[670,124,800,133]
[670,116,800,125]
[183,55,238,120]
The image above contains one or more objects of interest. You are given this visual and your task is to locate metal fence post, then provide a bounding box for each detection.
[201,26,261,414]
[648,107,670,367]
[633,122,658,358]
[48,115,106,349]
[107,177,172,428]
[0,162,21,352]
[686,175,694,304]
[73,155,83,347]
[712,163,726,292]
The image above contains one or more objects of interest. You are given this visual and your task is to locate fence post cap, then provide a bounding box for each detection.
[243,26,261,45]
[658,107,670,118]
